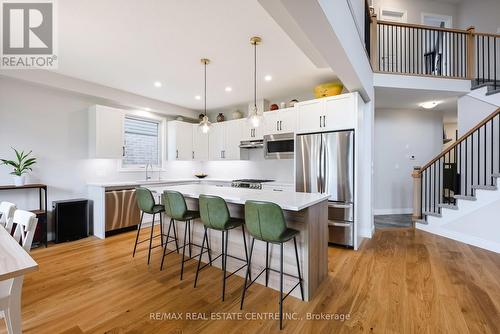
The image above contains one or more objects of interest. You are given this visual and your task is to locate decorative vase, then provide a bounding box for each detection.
[199,113,205,120]
[216,113,225,122]
[289,99,299,107]
[232,110,243,119]
[13,175,25,187]
[270,104,279,111]
[314,82,344,98]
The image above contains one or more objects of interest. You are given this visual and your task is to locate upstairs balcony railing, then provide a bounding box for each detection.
[368,13,500,89]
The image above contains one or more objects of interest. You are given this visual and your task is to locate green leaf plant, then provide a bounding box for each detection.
[1,148,37,176]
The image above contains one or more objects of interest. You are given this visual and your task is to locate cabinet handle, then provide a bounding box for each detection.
[323,115,326,127]
[273,189,284,192]
[122,146,125,157]
[176,150,179,159]
[319,116,322,128]
[192,151,195,160]
[222,150,225,159]
[276,121,279,131]
[280,121,283,131]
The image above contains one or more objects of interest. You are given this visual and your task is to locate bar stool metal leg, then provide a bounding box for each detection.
[160,217,175,271]
[222,230,229,301]
[279,242,284,330]
[194,226,208,287]
[171,219,179,253]
[187,220,192,258]
[240,237,255,310]
[265,242,270,287]
[241,226,251,281]
[147,213,155,265]
[132,212,144,257]
[293,236,304,301]
[159,213,164,247]
[180,221,188,280]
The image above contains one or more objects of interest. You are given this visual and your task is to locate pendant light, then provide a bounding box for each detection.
[247,36,263,128]
[199,58,211,134]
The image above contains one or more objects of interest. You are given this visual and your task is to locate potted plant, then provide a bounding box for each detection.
[1,148,37,187]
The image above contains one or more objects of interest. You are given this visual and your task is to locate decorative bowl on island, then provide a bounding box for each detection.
[195,173,208,179]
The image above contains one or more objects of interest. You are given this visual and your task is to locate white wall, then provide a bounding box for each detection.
[457,94,498,136]
[374,108,443,214]
[457,0,500,33]
[0,77,201,239]
[373,0,457,27]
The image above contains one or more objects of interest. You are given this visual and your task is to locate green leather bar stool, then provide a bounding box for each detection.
[133,187,175,265]
[193,195,251,301]
[240,200,304,330]
[161,190,210,280]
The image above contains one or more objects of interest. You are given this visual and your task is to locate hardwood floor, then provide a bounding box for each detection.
[1,227,499,333]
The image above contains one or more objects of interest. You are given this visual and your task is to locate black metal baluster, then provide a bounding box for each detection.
[488,36,491,83]
[491,120,494,185]
[465,137,469,196]
[482,36,485,83]
[378,24,381,71]
[484,124,487,185]
[477,37,480,83]
[478,129,481,186]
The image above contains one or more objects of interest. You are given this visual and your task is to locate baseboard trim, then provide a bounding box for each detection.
[417,224,500,254]
[374,208,413,215]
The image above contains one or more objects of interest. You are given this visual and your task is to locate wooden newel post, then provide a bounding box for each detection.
[370,13,378,70]
[466,26,475,80]
[412,167,422,223]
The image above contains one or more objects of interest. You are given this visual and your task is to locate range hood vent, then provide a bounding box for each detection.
[239,140,264,149]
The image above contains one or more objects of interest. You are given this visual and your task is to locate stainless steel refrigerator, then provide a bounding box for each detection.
[296,130,354,247]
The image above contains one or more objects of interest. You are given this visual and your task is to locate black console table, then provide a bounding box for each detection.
[0,184,48,247]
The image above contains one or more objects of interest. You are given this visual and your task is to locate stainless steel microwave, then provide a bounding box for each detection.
[263,133,294,159]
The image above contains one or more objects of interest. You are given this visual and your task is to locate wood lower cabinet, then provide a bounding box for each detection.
[105,189,141,232]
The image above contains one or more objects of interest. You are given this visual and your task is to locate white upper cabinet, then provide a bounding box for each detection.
[264,108,296,135]
[208,122,225,160]
[296,94,357,133]
[168,121,193,161]
[192,124,209,161]
[88,105,124,159]
[241,120,263,141]
[209,120,246,160]
[224,119,244,160]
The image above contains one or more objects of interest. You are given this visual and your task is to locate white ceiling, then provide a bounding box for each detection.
[375,87,462,122]
[55,0,335,111]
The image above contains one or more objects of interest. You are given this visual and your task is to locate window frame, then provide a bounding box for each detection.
[118,111,166,172]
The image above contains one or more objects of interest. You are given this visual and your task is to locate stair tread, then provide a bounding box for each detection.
[423,211,442,218]
[437,203,458,210]
[471,184,497,190]
[454,195,477,201]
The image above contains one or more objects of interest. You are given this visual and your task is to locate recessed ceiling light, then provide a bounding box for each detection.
[264,75,272,81]
[154,81,162,88]
[225,86,232,92]
[195,95,201,100]
[419,101,441,109]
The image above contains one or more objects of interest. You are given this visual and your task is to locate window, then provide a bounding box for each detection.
[123,116,160,167]
[380,8,407,23]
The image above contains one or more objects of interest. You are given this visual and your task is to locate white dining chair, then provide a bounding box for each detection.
[0,210,37,334]
[0,202,16,233]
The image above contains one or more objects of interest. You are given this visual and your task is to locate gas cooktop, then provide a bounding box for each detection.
[231,179,275,190]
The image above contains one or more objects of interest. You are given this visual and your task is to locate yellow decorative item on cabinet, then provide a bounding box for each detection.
[314,82,344,98]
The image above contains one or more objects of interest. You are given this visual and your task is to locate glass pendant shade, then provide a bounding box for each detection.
[247,105,263,128]
[199,115,211,134]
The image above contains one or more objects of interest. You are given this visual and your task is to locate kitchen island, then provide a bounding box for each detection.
[146,184,329,301]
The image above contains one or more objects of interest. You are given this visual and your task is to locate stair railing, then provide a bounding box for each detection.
[370,17,470,78]
[412,107,500,222]
[474,32,500,90]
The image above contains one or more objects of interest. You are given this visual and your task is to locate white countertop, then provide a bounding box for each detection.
[145,184,328,211]
[87,178,233,187]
